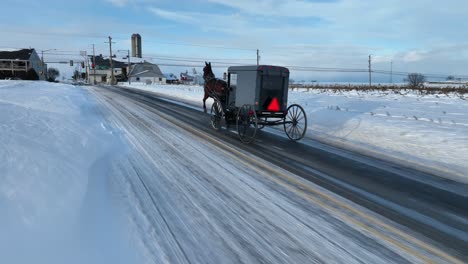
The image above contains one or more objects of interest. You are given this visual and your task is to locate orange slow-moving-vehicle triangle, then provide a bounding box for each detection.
[267,97,280,112]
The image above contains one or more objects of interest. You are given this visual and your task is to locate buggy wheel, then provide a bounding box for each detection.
[284,104,307,141]
[210,100,224,130]
[236,104,258,143]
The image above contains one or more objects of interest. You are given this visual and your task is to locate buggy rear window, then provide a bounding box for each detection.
[260,75,285,111]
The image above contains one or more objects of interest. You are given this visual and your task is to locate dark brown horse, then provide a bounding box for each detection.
[203,62,227,112]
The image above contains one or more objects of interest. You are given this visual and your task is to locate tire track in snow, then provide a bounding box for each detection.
[89,86,464,264]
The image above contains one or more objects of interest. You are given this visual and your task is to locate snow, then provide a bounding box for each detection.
[0,80,137,264]
[0,80,461,263]
[292,81,467,88]
[0,48,22,52]
[89,86,445,263]
[121,83,468,183]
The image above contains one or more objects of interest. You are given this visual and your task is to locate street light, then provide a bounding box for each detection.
[40,49,57,64]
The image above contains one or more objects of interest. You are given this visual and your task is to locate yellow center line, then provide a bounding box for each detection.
[121,93,462,264]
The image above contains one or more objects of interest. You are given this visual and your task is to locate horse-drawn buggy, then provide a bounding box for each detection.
[203,62,307,143]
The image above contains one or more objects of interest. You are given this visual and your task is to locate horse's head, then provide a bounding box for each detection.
[203,62,215,81]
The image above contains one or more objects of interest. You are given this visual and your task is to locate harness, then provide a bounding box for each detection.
[204,75,224,97]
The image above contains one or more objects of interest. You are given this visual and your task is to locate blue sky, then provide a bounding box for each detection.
[1,0,467,82]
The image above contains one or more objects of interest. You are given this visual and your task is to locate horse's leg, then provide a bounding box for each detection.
[202,92,209,113]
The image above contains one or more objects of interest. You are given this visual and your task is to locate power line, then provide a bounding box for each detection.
[111,37,256,51]
[373,70,468,79]
[139,63,232,68]
[143,53,255,61]
[139,56,253,66]
[1,31,466,80]
[42,50,468,79]
[1,30,256,52]
[36,46,468,79]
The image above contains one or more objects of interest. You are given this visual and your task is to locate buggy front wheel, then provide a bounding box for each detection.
[210,100,224,130]
[236,104,258,143]
[284,104,307,141]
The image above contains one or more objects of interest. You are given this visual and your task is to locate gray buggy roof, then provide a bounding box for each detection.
[228,65,289,73]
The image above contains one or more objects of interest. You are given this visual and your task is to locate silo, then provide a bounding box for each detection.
[131,34,142,58]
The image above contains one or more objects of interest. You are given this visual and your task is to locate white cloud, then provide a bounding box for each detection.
[206,0,331,17]
[401,51,426,63]
[4,0,468,81]
[148,7,198,24]
[144,2,468,80]
[105,0,128,7]
[105,0,161,7]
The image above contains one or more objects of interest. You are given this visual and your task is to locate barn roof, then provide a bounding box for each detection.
[129,62,164,78]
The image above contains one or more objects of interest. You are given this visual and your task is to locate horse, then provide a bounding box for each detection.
[203,62,227,113]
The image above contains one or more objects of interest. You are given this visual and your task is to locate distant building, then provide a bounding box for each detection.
[164,73,179,84]
[180,71,195,83]
[88,55,128,84]
[180,71,204,85]
[131,34,142,58]
[0,48,47,80]
[129,61,166,84]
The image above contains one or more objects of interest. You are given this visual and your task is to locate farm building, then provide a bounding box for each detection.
[0,48,47,80]
[88,55,128,84]
[129,61,166,84]
[164,73,179,84]
[180,71,204,85]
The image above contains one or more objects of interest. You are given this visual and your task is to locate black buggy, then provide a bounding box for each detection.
[209,65,307,143]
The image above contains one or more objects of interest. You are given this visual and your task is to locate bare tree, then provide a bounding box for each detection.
[405,73,426,88]
[47,68,60,82]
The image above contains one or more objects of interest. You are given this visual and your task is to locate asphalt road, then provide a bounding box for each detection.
[91,85,468,263]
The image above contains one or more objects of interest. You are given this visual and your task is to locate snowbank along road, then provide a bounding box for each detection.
[0,81,135,264]
[87,84,467,264]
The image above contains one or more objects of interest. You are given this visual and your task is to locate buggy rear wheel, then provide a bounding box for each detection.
[258,117,266,130]
[284,104,307,141]
[210,100,224,130]
[236,104,258,143]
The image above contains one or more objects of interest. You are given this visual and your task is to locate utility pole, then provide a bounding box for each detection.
[390,60,393,84]
[257,49,260,66]
[40,49,56,80]
[41,50,45,79]
[127,50,131,85]
[106,36,115,85]
[92,44,96,85]
[368,54,372,86]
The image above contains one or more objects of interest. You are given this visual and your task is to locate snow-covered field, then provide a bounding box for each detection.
[290,81,467,88]
[0,81,136,264]
[123,83,468,183]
